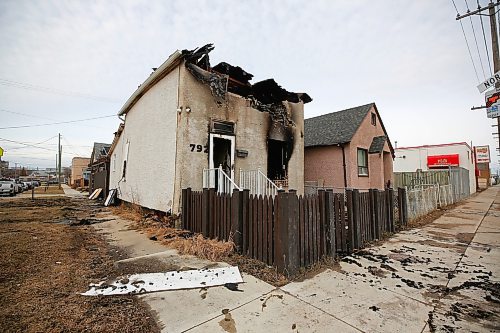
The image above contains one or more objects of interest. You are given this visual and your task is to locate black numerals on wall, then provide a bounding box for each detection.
[190,144,208,153]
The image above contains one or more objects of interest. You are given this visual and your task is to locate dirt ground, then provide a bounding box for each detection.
[33,185,65,194]
[0,197,160,333]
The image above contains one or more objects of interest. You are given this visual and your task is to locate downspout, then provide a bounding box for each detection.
[341,143,348,188]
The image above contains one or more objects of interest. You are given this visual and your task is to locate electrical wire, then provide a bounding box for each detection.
[0,114,116,130]
[477,0,494,75]
[452,0,481,82]
[5,135,59,150]
[61,135,87,158]
[0,78,120,103]
[0,137,54,151]
[466,0,488,79]
[0,108,55,121]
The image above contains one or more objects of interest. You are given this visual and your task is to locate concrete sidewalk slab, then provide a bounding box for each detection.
[186,289,360,333]
[146,274,275,333]
[282,270,432,333]
[61,184,86,197]
[94,218,168,257]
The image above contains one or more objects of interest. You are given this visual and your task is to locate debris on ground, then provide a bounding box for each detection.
[0,197,160,333]
[110,202,289,286]
[82,266,243,296]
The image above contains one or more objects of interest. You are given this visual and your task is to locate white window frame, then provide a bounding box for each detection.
[209,133,235,180]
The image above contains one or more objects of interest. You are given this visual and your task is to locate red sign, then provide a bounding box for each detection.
[427,154,459,168]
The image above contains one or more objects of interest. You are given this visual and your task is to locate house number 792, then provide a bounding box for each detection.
[190,144,208,153]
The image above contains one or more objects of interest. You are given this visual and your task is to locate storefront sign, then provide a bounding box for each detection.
[427,154,460,168]
[474,146,490,163]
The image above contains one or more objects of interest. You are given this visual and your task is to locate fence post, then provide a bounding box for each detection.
[324,190,335,257]
[241,189,250,255]
[208,188,216,237]
[231,189,243,253]
[201,188,209,236]
[386,188,394,233]
[181,188,188,229]
[398,187,408,227]
[275,191,299,276]
[318,190,326,257]
[345,189,354,253]
[352,189,361,249]
[369,189,379,240]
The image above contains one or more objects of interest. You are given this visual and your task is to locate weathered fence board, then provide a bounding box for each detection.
[181,187,406,276]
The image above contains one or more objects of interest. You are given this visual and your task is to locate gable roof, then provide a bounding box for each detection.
[304,103,374,147]
[305,103,395,157]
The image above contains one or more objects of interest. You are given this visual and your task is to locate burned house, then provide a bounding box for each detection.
[88,142,111,198]
[108,44,311,213]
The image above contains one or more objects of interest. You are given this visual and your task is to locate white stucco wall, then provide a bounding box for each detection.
[108,67,179,212]
[394,143,476,194]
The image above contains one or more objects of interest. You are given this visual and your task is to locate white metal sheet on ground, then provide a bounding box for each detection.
[81,266,243,296]
[104,189,116,206]
[88,188,102,200]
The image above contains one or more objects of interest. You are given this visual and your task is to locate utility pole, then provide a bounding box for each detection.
[58,133,62,189]
[457,1,500,168]
[489,3,500,158]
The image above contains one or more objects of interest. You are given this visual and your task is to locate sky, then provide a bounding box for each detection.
[0,0,499,172]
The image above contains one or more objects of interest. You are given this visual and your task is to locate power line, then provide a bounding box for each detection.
[466,0,488,79]
[5,135,59,150]
[452,0,481,82]
[0,137,54,151]
[0,108,55,121]
[0,114,117,130]
[477,0,494,75]
[0,78,120,103]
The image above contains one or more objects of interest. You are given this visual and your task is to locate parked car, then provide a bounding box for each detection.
[23,182,33,190]
[14,179,25,193]
[0,179,15,196]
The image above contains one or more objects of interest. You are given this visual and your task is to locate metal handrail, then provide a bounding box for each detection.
[203,166,241,194]
[239,168,280,197]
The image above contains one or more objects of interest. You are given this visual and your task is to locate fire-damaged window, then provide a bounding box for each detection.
[357,148,368,176]
[267,140,289,182]
[211,120,235,135]
[267,122,293,186]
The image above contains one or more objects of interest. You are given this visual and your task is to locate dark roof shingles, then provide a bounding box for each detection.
[304,103,374,147]
[368,136,387,154]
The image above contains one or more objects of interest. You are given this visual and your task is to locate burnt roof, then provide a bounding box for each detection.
[305,103,374,147]
[92,142,111,162]
[182,44,312,105]
[369,136,387,154]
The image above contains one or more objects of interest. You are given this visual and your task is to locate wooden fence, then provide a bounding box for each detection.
[182,187,407,276]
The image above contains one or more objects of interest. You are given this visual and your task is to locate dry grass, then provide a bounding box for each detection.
[33,186,65,194]
[157,230,234,261]
[111,202,235,261]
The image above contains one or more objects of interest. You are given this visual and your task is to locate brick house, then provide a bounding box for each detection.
[304,103,394,190]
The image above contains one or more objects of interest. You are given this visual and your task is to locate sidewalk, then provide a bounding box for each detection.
[94,186,500,332]
[61,184,86,198]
